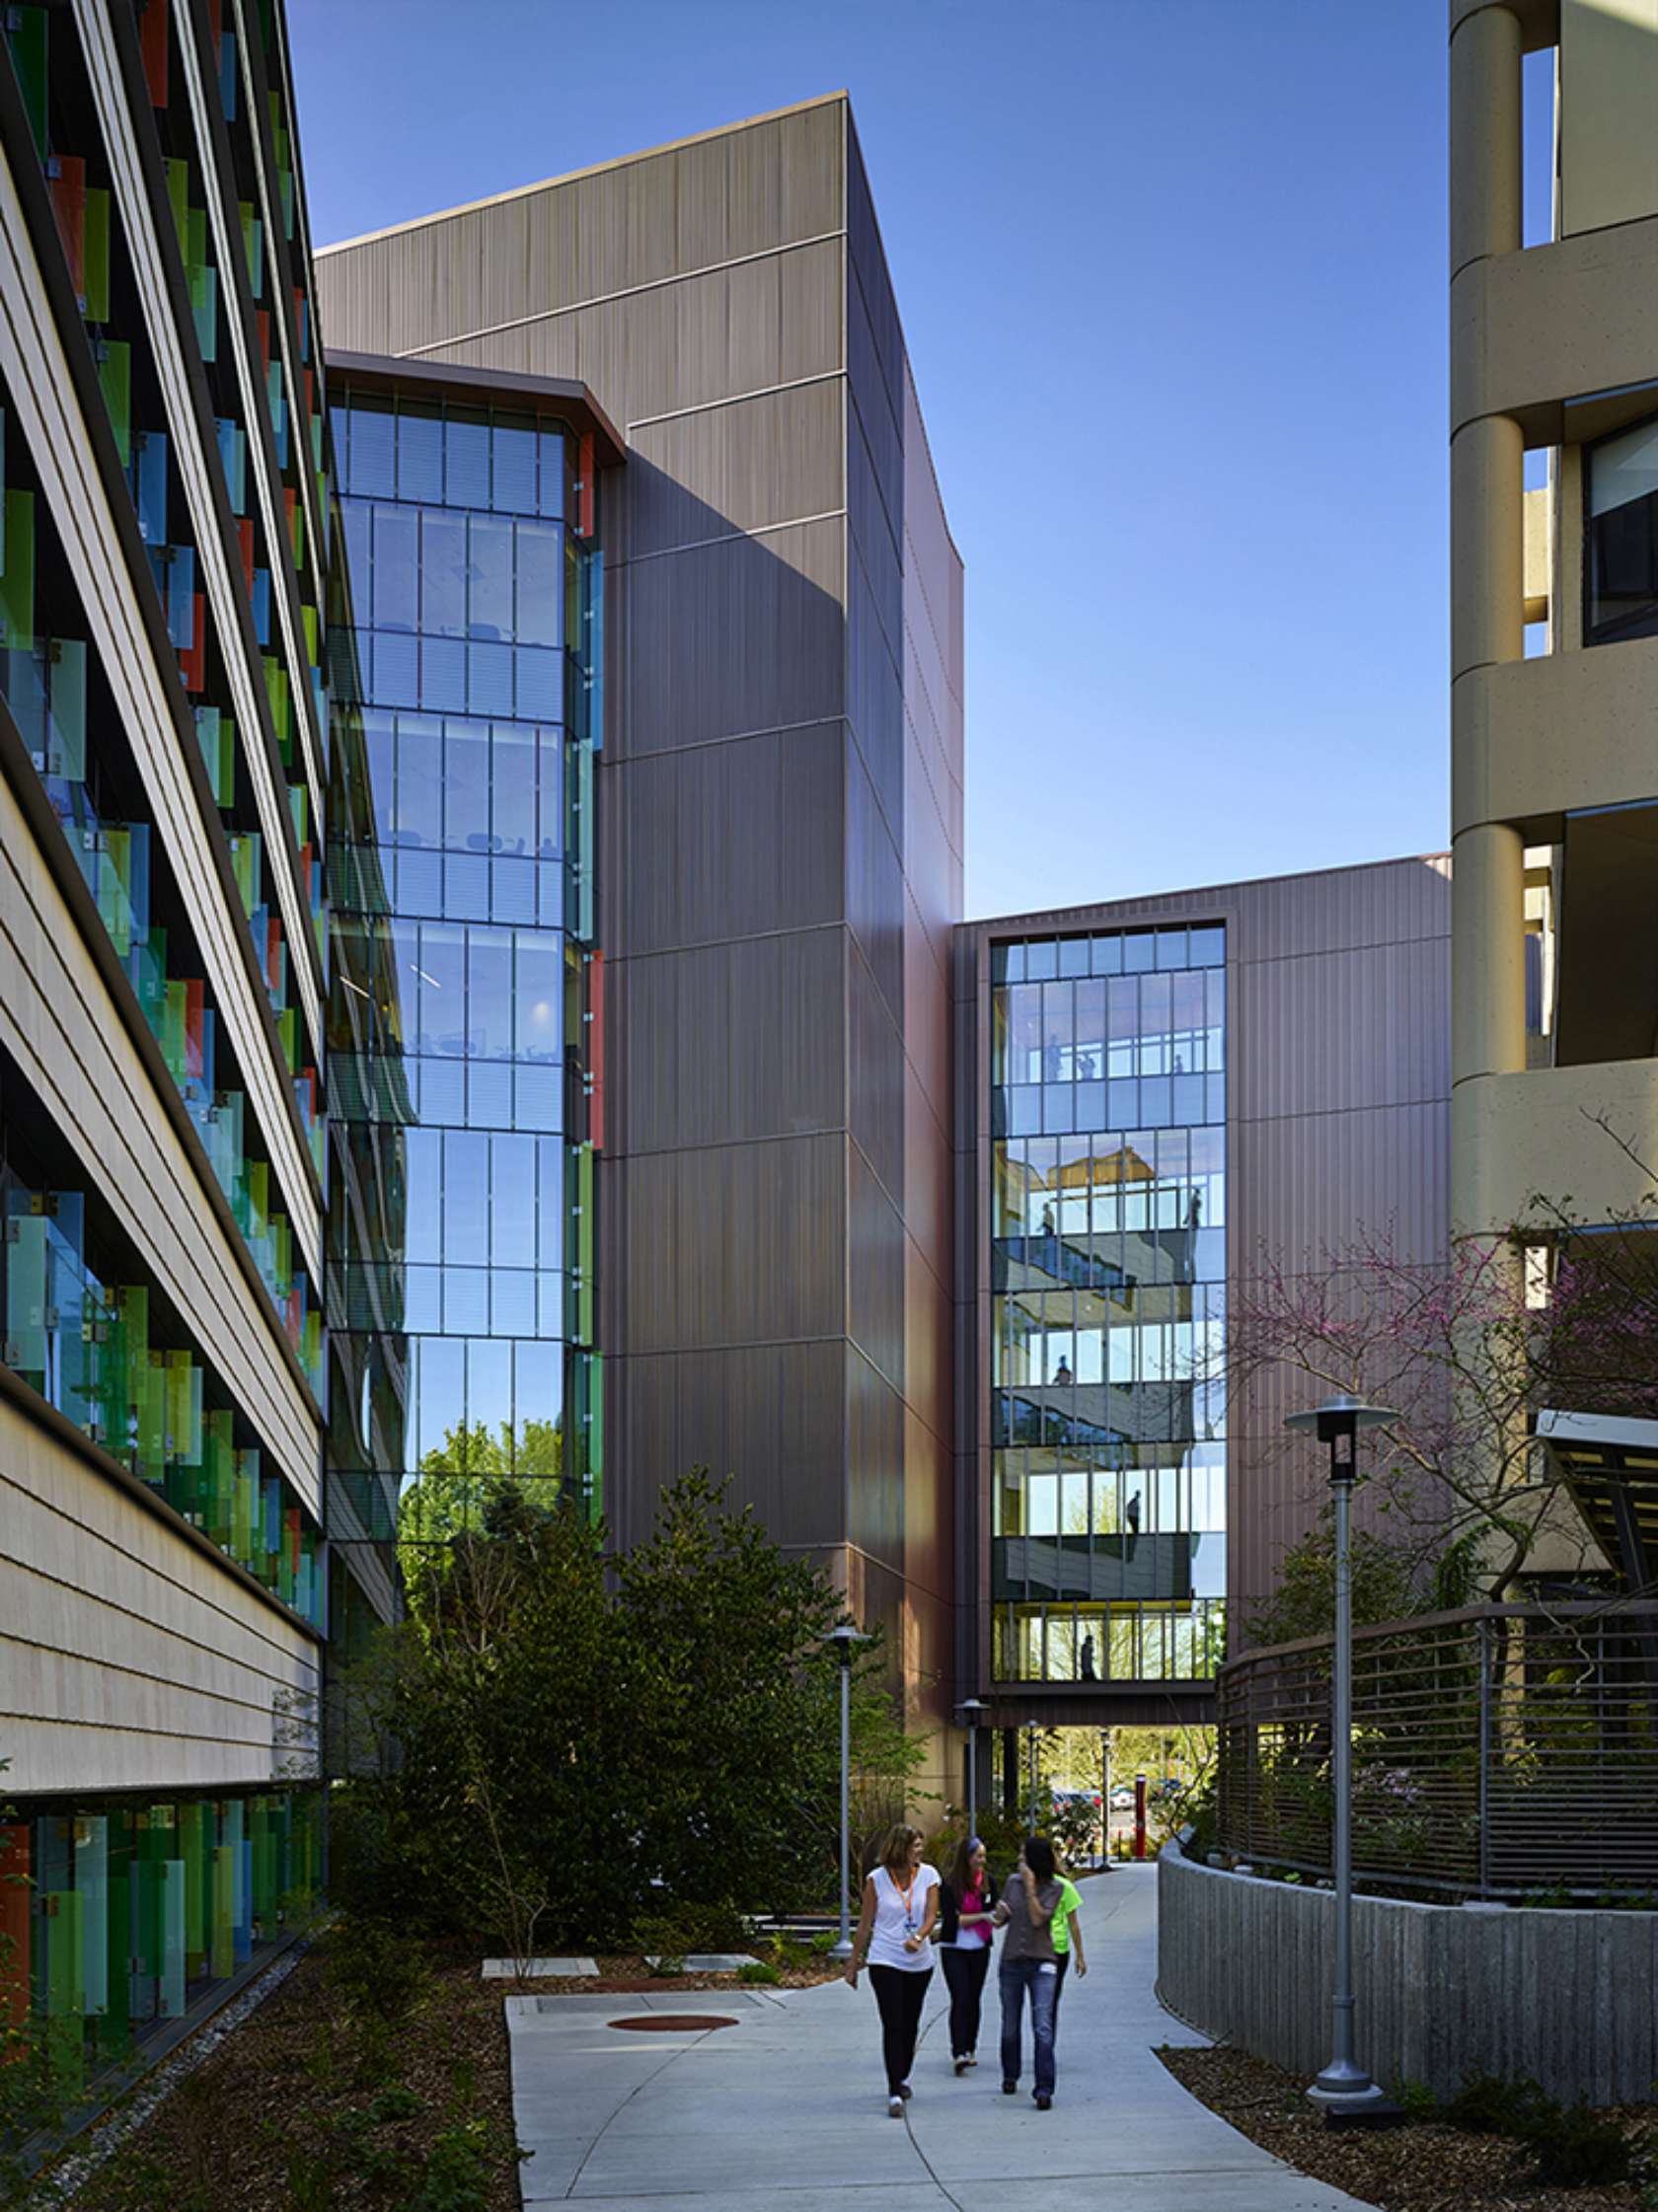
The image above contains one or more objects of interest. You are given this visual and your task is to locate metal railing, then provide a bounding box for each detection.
[1217,1602,1658,1899]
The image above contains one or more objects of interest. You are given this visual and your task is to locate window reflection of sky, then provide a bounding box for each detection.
[989,927,1228,1683]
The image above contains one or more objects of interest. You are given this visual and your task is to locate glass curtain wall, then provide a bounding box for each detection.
[327,382,603,1574]
[990,925,1228,1682]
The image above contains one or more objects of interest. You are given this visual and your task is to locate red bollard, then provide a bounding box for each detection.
[1134,1773,1148,1861]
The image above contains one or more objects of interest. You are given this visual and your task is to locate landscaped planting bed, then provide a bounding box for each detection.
[1160,2043,1658,2212]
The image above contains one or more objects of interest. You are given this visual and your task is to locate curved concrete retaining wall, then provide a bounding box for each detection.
[1157,1842,1658,2104]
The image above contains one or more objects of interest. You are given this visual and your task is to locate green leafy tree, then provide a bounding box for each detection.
[615,1469,845,1917]
[397,1419,565,1617]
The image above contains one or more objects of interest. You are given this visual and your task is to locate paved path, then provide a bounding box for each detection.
[506,1863,1372,2209]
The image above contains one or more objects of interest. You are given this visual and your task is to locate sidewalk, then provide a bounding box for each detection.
[505,1862,1374,2209]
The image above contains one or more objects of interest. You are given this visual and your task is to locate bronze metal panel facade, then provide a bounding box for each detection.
[954,855,1452,1719]
[318,102,964,1739]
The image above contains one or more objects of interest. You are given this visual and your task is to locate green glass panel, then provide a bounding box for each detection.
[0,488,36,649]
[96,1810,131,2059]
[74,1814,108,2017]
[43,1890,84,2093]
[159,1862,186,2017]
[83,187,111,323]
[179,1802,207,1972]
[99,339,132,465]
[4,1208,47,1377]
[47,637,87,780]
[7,8,47,160]
[165,159,188,254]
[211,1842,234,1979]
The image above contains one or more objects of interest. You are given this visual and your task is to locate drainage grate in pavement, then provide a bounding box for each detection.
[607,2015,738,2032]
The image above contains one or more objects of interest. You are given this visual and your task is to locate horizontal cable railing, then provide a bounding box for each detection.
[1217,1603,1658,1899]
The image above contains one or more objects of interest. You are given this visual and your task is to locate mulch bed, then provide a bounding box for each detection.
[509,1953,843,1995]
[1158,2043,1657,2212]
[48,1934,840,2212]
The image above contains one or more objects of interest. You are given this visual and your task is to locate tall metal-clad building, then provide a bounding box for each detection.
[952,857,1451,1755]
[0,0,394,2094]
[314,96,966,1761]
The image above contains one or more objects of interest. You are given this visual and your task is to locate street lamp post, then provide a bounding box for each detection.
[1023,1721,1041,1833]
[1284,1393,1398,2120]
[957,1698,986,1826]
[824,1625,870,1960]
[1098,1728,1112,1869]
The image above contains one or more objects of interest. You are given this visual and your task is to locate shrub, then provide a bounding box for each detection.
[1390,2077,1440,2121]
[647,1954,686,1979]
[328,1914,431,2024]
[1442,2073,1553,2137]
[737,1959,781,1986]
[1532,2101,1630,2188]
[633,1899,747,1957]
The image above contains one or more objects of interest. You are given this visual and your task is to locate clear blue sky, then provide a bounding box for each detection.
[290,1,1544,920]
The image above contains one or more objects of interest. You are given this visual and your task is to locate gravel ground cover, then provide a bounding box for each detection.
[1159,2043,1658,2212]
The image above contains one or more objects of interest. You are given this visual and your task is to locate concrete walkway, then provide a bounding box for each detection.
[505,1863,1373,2209]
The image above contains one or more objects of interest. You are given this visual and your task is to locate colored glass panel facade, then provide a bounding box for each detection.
[328,381,604,1551]
[0,1793,320,2096]
[989,925,1228,1683]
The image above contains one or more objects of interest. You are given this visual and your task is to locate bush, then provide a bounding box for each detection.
[1532,2102,1630,2188]
[1442,2073,1553,2137]
[1390,2077,1440,2121]
[328,1914,432,2024]
[633,1899,747,1956]
[737,1960,781,1986]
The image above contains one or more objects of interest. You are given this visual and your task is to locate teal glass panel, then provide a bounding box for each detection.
[159,1862,186,2018]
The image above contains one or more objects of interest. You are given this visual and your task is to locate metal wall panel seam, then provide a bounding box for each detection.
[0,145,324,1284]
[0,809,323,1500]
[364,226,851,359]
[0,1487,320,1672]
[227,0,333,685]
[169,0,329,933]
[628,366,845,433]
[0,1624,313,1723]
[614,505,850,568]
[0,1388,323,1654]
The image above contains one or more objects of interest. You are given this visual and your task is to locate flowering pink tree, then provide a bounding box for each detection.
[1219,1211,1658,1613]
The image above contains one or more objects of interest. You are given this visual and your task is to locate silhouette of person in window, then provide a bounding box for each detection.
[1044,1037,1063,1081]
[1052,1356,1073,1387]
[1080,1634,1097,1681]
[1041,1203,1056,1238]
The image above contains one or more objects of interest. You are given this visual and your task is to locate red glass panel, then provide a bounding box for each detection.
[0,1825,28,2033]
[138,0,169,107]
[49,157,87,302]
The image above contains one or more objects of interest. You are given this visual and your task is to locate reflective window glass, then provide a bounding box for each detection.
[1587,414,1658,644]
[419,509,466,636]
[397,400,443,503]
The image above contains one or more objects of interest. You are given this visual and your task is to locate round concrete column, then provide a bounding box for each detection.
[1450,4,1522,277]
[1453,821,1527,1087]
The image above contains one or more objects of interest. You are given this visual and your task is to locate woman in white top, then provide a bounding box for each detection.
[845,1822,941,2115]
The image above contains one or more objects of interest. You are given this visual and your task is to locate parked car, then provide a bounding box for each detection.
[1109,1786,1136,1810]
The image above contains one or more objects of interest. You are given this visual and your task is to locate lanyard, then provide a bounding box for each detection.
[893,1868,918,1929]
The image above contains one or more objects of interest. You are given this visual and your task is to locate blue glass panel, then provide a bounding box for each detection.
[1123,932,1154,974]
[133,431,168,543]
[1156,926,1188,970]
[1092,934,1123,976]
[219,30,237,117]
[1058,936,1089,979]
[1025,939,1056,982]
[1190,924,1225,967]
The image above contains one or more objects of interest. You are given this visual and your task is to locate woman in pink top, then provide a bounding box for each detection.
[937,1835,999,2073]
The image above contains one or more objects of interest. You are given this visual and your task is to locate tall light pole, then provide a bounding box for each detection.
[957,1698,986,1826]
[1098,1728,1112,1869]
[824,1625,870,1959]
[1284,1394,1398,2120]
[1023,1721,1041,1833]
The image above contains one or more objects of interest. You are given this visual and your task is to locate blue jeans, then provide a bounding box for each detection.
[998,1956,1057,2097]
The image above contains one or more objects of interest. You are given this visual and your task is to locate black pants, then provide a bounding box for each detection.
[1053,1949,1070,2033]
[940,1945,990,2058]
[868,1963,932,2094]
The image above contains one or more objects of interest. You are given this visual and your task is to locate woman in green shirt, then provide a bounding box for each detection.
[1050,1870,1088,2017]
